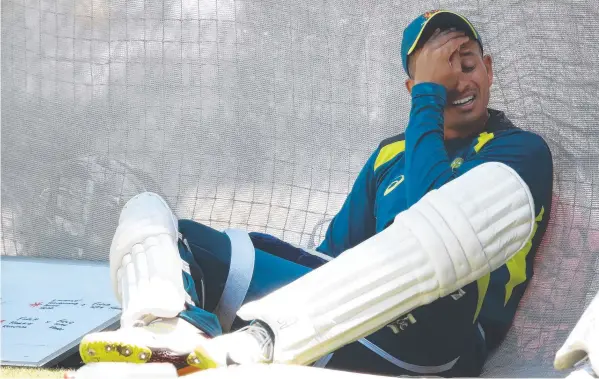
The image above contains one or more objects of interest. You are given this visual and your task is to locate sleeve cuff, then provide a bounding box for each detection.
[411,82,447,105]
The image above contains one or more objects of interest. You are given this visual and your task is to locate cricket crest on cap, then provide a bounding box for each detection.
[423,9,441,20]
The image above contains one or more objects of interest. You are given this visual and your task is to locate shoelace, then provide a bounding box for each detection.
[238,321,274,362]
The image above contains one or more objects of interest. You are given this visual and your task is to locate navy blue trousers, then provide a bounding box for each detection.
[176,219,487,377]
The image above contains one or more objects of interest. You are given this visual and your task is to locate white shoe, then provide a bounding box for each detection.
[187,322,274,369]
[80,317,209,366]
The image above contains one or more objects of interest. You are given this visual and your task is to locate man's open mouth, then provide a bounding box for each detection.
[451,95,475,107]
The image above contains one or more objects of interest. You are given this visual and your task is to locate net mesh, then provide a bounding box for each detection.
[2,0,598,376]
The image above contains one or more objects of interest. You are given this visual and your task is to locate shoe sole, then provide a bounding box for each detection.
[79,339,189,366]
[80,338,152,364]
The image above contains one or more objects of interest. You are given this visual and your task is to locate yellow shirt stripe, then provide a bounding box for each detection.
[474,132,495,153]
[473,273,490,323]
[374,140,406,172]
[504,207,545,305]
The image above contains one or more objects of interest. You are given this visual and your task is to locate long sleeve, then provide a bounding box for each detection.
[316,150,379,258]
[403,82,454,207]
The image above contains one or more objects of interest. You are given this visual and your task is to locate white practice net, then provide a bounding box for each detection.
[2,0,599,376]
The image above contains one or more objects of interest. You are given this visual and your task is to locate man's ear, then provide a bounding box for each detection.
[483,54,493,87]
[405,78,415,94]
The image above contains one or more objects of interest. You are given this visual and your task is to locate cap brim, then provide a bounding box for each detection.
[407,11,480,56]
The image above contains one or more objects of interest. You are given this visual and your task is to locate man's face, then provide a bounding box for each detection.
[409,38,494,134]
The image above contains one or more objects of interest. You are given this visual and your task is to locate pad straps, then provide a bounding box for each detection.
[213,229,255,332]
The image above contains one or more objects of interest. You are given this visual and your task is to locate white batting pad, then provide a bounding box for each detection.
[237,162,536,365]
[555,289,599,375]
[110,192,186,327]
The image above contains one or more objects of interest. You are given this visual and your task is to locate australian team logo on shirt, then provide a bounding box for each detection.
[450,157,464,170]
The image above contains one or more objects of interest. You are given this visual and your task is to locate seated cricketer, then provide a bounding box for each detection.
[80,10,553,377]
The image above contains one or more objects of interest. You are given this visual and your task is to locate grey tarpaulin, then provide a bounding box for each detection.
[2,0,598,376]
